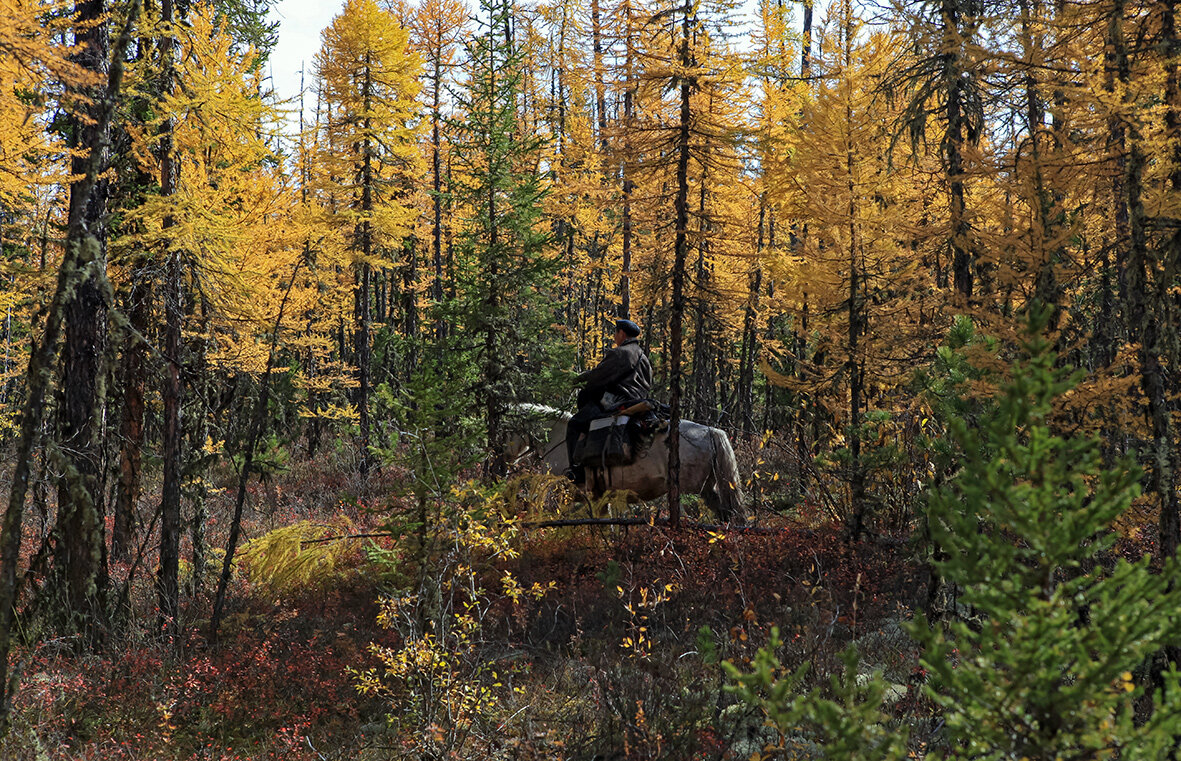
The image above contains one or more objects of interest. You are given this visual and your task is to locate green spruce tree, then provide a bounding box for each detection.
[909,311,1181,758]
[730,310,1181,758]
[726,638,909,760]
[448,0,563,475]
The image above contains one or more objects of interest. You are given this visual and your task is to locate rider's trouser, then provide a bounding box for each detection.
[566,404,603,468]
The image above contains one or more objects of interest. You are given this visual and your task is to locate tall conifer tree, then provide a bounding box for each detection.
[315,0,422,474]
[409,0,466,344]
[450,0,558,474]
[892,0,984,297]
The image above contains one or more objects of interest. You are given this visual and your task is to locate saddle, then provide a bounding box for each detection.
[573,399,668,469]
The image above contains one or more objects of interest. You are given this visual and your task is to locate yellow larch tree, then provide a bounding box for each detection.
[407,0,467,344]
[0,1,91,433]
[113,4,310,603]
[684,38,756,427]
[768,3,936,538]
[739,0,801,437]
[615,0,749,521]
[117,6,308,379]
[313,0,423,472]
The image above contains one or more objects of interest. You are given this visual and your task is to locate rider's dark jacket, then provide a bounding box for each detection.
[575,338,653,407]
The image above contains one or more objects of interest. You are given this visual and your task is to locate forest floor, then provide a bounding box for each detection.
[0,453,934,760]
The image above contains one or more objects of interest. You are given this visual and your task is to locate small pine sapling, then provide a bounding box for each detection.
[725,630,909,760]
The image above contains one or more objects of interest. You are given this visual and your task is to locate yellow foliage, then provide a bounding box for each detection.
[113,5,324,385]
[238,514,359,595]
[0,0,91,209]
[312,0,424,252]
[351,480,553,755]
[297,402,359,422]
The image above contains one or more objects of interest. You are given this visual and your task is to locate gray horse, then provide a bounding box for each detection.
[509,404,745,524]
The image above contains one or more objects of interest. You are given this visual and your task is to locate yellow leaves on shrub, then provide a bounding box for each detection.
[238,514,359,595]
[501,572,556,605]
[502,472,572,518]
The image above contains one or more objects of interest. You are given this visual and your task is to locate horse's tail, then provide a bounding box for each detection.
[709,428,745,525]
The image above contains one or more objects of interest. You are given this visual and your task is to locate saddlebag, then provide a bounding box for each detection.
[574,415,633,468]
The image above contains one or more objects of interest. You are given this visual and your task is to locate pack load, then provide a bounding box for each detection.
[574,415,632,468]
[572,399,668,469]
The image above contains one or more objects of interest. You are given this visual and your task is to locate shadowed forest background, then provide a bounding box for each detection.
[3,0,1181,757]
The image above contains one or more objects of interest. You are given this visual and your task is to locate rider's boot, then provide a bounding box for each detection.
[565,465,586,485]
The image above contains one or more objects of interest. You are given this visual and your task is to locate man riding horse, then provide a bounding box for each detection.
[566,318,653,484]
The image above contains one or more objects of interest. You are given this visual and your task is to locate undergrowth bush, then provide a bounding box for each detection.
[353,480,553,759]
[238,514,362,595]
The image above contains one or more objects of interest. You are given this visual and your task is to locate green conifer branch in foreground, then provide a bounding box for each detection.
[729,307,1181,758]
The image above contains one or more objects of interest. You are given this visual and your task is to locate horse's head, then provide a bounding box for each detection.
[504,403,571,468]
[500,404,569,463]
[505,430,532,463]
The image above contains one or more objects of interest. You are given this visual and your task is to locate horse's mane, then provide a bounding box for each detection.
[510,402,572,422]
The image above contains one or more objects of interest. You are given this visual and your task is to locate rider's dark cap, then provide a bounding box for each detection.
[614,318,641,338]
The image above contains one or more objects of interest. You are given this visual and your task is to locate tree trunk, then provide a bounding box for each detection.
[843,0,866,542]
[691,174,710,423]
[0,0,140,727]
[801,0,813,79]
[432,58,446,343]
[667,0,693,529]
[157,0,182,638]
[1105,0,1129,357]
[188,298,212,599]
[943,0,972,298]
[403,239,417,375]
[356,59,374,476]
[591,0,608,153]
[1114,0,1177,571]
[210,259,307,642]
[619,0,636,318]
[737,198,764,436]
[52,0,112,642]
[1157,0,1181,565]
[374,268,386,324]
[356,262,372,474]
[112,267,152,561]
[1018,0,1060,325]
[157,238,182,636]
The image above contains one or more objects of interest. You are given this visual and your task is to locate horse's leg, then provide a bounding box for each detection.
[588,471,605,518]
[701,471,730,524]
